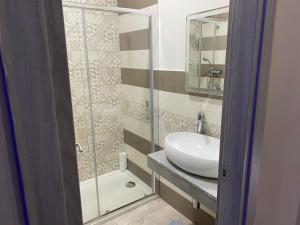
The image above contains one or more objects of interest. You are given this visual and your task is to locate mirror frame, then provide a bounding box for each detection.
[185,6,229,96]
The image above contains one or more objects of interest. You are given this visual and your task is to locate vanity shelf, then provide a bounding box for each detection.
[148,150,218,213]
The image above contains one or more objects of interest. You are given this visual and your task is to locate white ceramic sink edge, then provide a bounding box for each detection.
[165,132,220,178]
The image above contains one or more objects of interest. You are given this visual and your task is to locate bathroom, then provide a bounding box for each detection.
[63,0,227,223]
[1,0,300,225]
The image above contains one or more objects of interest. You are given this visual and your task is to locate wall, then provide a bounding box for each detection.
[118,6,154,181]
[63,0,123,181]
[118,0,228,224]
[156,0,228,150]
[64,0,228,224]
[252,0,300,224]
[155,2,227,223]
[64,0,155,185]
[158,0,228,71]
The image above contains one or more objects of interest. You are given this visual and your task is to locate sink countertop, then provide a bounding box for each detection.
[148,150,218,212]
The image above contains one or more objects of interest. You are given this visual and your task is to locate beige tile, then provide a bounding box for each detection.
[120,50,150,69]
[123,116,151,141]
[101,198,193,225]
[119,14,150,34]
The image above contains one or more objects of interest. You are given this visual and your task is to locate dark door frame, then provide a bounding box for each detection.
[0,0,277,225]
[0,0,82,224]
[217,0,277,224]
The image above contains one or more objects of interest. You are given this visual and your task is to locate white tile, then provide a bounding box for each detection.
[135,151,152,174]
[158,91,194,117]
[158,128,169,148]
[119,14,150,34]
[120,50,150,69]
[123,116,151,141]
[124,144,136,162]
[121,84,150,104]
[124,144,152,174]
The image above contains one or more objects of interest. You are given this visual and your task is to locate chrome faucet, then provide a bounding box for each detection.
[196,112,205,134]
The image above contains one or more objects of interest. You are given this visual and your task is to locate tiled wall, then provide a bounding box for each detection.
[118,8,153,179]
[63,0,123,181]
[118,0,220,224]
[64,0,155,183]
[64,0,219,222]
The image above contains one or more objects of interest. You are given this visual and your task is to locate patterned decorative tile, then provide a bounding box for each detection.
[96,158,120,176]
[72,104,91,123]
[93,104,123,135]
[88,51,121,69]
[94,129,124,174]
[94,129,124,154]
[122,99,149,123]
[63,8,86,70]
[86,11,120,52]
[63,0,117,7]
[73,120,93,149]
[69,69,88,87]
[78,166,94,181]
[76,150,94,170]
[90,68,121,86]
[69,71,89,105]
[158,110,221,139]
[203,122,221,138]
[64,0,157,181]
[159,110,195,134]
[64,18,85,51]
[91,84,122,105]
[67,50,87,70]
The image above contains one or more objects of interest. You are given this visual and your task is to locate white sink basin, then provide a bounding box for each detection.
[165,132,220,178]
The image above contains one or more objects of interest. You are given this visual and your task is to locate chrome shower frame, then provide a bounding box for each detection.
[62,2,157,224]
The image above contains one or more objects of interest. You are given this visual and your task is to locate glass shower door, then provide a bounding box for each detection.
[63,2,155,223]
[83,9,154,216]
[63,6,99,223]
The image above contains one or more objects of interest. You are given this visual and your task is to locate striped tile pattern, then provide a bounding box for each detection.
[117,2,217,223]
[65,0,218,223]
[118,3,154,192]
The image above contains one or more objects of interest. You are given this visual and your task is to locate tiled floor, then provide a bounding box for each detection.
[101,198,194,225]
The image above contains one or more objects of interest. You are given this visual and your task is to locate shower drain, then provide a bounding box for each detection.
[126,181,136,188]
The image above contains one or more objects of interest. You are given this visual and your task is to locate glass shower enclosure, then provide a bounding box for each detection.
[62,2,155,223]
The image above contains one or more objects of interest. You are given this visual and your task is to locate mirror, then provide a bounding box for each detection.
[185,7,229,96]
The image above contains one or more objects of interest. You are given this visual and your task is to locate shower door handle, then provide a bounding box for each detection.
[76,143,83,153]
